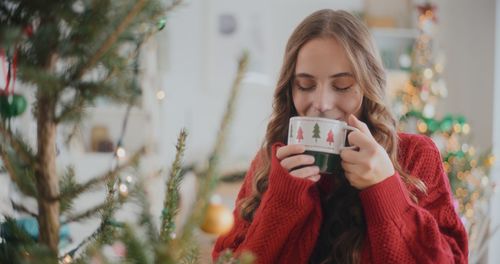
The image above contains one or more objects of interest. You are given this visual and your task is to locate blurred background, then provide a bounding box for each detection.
[1,0,499,263]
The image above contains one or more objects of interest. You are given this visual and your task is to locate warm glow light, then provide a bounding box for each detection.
[156,90,166,100]
[63,255,73,264]
[417,122,428,133]
[424,68,434,79]
[462,124,470,134]
[116,147,126,158]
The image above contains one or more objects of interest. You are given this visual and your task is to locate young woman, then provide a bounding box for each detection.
[212,9,467,264]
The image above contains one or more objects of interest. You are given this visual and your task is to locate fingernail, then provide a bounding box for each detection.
[309,156,315,163]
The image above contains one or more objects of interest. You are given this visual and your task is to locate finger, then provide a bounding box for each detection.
[290,166,320,179]
[341,160,358,173]
[340,148,362,163]
[348,114,372,137]
[306,174,321,182]
[347,130,373,150]
[276,144,306,160]
[280,154,315,171]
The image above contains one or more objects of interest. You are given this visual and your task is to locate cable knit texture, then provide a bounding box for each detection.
[212,133,468,263]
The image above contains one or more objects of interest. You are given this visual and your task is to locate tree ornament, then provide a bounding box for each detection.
[200,202,234,235]
[157,18,167,31]
[1,48,27,119]
[0,92,27,119]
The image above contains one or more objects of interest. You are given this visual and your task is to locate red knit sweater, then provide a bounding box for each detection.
[212,133,468,263]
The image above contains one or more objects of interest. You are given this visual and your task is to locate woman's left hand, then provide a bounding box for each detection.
[340,114,395,190]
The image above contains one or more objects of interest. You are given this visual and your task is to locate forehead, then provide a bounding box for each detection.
[295,37,353,76]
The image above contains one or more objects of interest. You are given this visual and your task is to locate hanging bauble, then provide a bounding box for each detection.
[200,203,234,235]
[0,92,27,119]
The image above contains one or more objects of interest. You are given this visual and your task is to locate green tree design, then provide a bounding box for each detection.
[312,123,321,142]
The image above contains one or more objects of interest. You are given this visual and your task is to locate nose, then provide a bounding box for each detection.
[312,84,335,113]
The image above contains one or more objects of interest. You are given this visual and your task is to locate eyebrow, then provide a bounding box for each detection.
[294,72,354,79]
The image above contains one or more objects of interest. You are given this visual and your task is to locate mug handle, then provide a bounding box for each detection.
[340,125,359,151]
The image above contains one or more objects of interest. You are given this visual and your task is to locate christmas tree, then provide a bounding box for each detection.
[393,3,497,263]
[0,0,252,263]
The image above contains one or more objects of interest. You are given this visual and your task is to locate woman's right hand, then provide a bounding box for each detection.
[276,144,321,182]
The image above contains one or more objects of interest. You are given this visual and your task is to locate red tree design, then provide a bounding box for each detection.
[327,129,334,145]
[297,126,304,143]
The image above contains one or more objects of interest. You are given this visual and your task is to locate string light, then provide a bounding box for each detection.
[116,146,126,159]
[417,121,428,133]
[156,90,166,100]
[462,124,470,134]
[125,175,133,183]
[62,255,72,264]
[423,68,434,79]
[486,155,496,167]
[118,183,129,197]
[468,147,476,156]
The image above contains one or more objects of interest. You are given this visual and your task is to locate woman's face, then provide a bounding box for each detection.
[292,37,363,122]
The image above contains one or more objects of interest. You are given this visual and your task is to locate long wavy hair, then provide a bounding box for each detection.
[239,9,427,263]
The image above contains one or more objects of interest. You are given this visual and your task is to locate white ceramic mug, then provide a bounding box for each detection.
[287,116,357,174]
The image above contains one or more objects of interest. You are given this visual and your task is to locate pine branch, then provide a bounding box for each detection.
[0,123,36,168]
[134,177,160,244]
[0,145,37,198]
[58,0,186,124]
[214,249,255,264]
[61,187,135,259]
[54,91,88,124]
[71,0,148,81]
[180,51,249,242]
[56,147,145,202]
[61,219,117,260]
[0,144,20,187]
[121,224,151,264]
[10,200,38,218]
[61,198,118,225]
[160,129,188,242]
[179,242,200,264]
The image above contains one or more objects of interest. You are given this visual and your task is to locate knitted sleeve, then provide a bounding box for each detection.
[212,143,323,263]
[359,136,468,264]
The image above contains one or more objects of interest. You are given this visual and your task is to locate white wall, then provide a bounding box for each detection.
[488,0,500,263]
[433,0,496,151]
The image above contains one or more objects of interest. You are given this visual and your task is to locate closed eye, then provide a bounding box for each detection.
[297,84,315,91]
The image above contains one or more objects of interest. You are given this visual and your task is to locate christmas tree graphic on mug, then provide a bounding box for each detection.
[296,126,304,143]
[327,129,334,145]
[312,123,321,142]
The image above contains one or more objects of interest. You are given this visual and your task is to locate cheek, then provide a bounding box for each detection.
[339,90,363,114]
[292,89,307,113]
